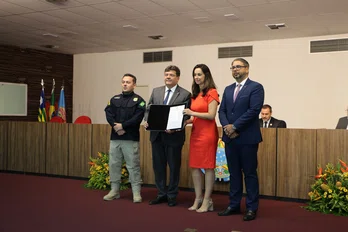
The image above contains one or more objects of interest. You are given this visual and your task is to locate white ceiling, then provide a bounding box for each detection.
[0,0,348,54]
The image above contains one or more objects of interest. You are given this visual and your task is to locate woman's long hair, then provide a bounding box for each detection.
[191,64,217,99]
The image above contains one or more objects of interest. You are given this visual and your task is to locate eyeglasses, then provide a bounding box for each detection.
[230,65,247,70]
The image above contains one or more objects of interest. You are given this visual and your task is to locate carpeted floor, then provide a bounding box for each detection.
[0,173,344,232]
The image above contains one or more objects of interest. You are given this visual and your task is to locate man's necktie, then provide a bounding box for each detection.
[163,89,171,105]
[264,121,267,128]
[233,84,241,102]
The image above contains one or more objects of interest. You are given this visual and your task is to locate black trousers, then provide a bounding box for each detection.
[151,138,183,198]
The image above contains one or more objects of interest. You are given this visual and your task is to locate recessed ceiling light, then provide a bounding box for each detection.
[194,16,212,23]
[123,25,138,31]
[224,14,239,20]
[43,33,59,38]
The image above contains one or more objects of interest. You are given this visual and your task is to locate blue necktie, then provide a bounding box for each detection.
[163,89,171,105]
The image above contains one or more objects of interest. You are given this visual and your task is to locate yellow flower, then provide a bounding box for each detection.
[344,188,348,193]
[328,189,332,193]
[328,195,332,198]
[98,152,102,157]
[321,184,329,192]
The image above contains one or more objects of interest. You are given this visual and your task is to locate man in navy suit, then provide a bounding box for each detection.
[218,58,264,221]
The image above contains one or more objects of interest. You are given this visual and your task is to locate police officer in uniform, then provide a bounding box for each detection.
[103,73,146,203]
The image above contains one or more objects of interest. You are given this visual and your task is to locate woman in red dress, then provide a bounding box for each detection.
[183,64,219,213]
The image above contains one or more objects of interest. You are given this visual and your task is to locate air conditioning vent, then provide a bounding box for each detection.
[143,51,172,63]
[218,46,253,59]
[310,38,348,53]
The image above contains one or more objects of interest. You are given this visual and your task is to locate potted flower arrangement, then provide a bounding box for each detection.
[305,159,348,216]
[85,152,130,190]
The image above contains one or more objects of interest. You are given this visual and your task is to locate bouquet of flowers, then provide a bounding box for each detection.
[305,159,348,216]
[85,152,130,191]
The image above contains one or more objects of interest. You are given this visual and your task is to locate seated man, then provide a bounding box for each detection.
[259,104,287,128]
[336,107,348,129]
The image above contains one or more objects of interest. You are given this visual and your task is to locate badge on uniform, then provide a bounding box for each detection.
[139,101,145,107]
[107,101,110,106]
[133,97,138,101]
[114,96,120,99]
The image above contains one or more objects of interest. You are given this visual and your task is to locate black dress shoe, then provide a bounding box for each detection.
[149,196,168,205]
[217,206,241,216]
[167,197,177,207]
[243,210,257,221]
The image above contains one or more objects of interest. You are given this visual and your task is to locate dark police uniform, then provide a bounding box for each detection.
[105,92,146,141]
[104,91,146,200]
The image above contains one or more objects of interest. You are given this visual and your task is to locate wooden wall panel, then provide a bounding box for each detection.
[91,124,110,157]
[179,127,193,188]
[25,122,46,173]
[258,128,277,196]
[7,122,27,171]
[0,45,73,122]
[68,124,92,178]
[0,121,8,170]
[277,129,317,199]
[140,127,154,185]
[46,123,69,175]
[316,129,348,168]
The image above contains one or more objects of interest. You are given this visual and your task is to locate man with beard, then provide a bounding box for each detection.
[218,58,264,221]
[103,73,146,203]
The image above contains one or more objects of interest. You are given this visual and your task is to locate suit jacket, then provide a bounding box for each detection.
[259,117,287,128]
[145,85,191,146]
[336,116,348,129]
[219,79,264,145]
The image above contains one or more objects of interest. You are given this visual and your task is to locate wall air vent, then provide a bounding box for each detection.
[218,46,252,59]
[310,38,348,53]
[266,23,286,30]
[148,35,165,40]
[143,51,172,63]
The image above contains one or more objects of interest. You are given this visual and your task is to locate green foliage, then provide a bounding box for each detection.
[85,152,130,191]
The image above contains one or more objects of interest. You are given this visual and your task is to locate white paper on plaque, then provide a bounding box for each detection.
[166,105,185,130]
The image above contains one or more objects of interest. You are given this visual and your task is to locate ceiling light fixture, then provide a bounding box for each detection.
[224,14,239,20]
[194,17,212,23]
[43,33,59,38]
[123,25,138,31]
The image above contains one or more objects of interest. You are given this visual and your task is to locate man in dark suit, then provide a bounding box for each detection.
[336,107,348,129]
[144,65,191,207]
[259,104,287,128]
[218,58,264,221]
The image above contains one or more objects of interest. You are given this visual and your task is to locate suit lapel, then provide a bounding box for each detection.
[159,86,166,104]
[269,117,274,128]
[168,86,180,105]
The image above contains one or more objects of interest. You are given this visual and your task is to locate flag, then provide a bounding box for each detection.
[38,86,47,122]
[48,81,55,121]
[58,86,66,122]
